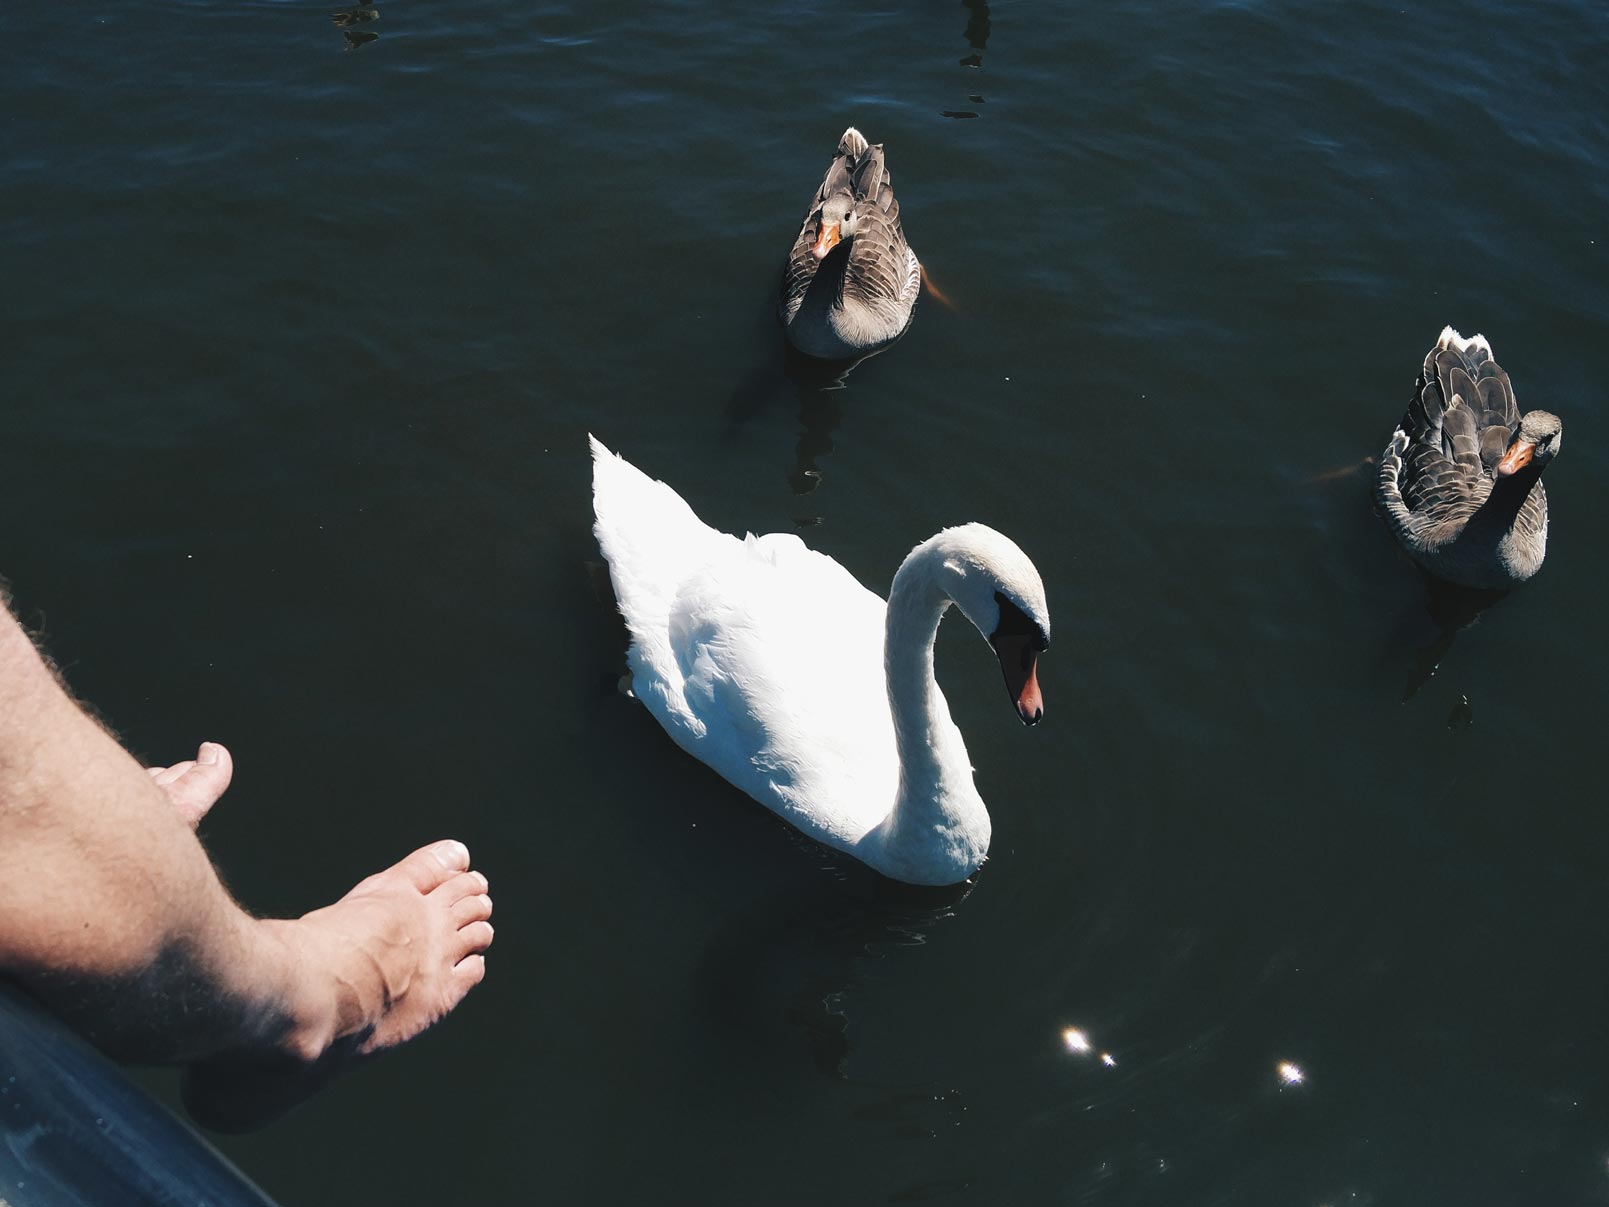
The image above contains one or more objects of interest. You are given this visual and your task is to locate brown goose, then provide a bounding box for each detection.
[1377,327,1561,589]
[778,127,921,360]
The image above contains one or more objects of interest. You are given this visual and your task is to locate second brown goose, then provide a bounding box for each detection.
[1377,326,1561,589]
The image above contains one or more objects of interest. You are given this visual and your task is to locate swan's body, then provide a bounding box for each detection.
[1378,327,1561,589]
[779,127,921,361]
[590,438,1048,886]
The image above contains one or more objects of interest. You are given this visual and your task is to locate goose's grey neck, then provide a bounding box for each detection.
[1472,464,1544,535]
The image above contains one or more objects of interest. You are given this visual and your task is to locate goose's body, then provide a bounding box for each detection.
[590,437,1048,886]
[1377,327,1561,589]
[779,127,921,361]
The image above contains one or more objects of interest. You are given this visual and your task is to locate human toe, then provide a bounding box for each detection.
[453,954,487,986]
[390,839,472,894]
[455,920,494,960]
[450,892,493,927]
[431,870,488,905]
[149,742,234,827]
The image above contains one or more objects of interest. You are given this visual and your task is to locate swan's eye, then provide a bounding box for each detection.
[991,592,1045,652]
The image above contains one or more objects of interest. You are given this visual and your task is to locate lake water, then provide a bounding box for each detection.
[4,1,1609,1202]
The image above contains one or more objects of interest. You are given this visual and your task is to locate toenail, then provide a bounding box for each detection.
[198,743,221,766]
[473,871,488,890]
[433,840,470,869]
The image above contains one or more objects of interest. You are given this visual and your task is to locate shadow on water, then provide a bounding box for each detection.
[1397,573,1507,705]
[1326,455,1508,709]
[695,859,972,1080]
[721,338,886,511]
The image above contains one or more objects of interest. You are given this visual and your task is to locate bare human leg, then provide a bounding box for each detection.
[0,604,494,1131]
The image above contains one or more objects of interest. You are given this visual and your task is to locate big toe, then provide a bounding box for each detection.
[149,742,234,828]
[371,839,472,895]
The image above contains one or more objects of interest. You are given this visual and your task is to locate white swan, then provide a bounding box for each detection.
[591,437,1050,886]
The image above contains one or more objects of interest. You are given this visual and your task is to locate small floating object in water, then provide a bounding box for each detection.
[1276,1060,1305,1086]
[331,5,378,26]
[342,29,379,49]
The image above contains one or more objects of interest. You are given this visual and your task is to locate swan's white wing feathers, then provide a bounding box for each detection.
[592,439,900,847]
[662,533,899,845]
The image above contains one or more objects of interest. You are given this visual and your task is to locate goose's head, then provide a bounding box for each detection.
[811,193,863,260]
[932,524,1051,727]
[1496,410,1563,477]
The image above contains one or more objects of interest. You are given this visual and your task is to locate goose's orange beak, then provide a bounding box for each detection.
[811,221,841,261]
[991,634,1044,726]
[1495,439,1536,477]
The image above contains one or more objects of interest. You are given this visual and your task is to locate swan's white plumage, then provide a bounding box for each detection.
[592,436,896,840]
[590,437,1049,885]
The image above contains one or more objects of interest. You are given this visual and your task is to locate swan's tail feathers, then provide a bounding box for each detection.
[589,435,728,635]
[838,126,870,161]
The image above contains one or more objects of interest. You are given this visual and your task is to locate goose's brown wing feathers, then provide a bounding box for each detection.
[844,190,913,308]
[1397,337,1519,514]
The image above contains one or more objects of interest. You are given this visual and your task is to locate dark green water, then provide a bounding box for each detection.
[4,1,1609,1202]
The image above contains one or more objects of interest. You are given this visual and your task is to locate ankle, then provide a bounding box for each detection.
[251,917,367,1066]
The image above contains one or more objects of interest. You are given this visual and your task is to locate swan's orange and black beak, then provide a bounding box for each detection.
[990,591,1047,726]
[811,221,842,261]
[990,633,1046,727]
[1495,438,1536,477]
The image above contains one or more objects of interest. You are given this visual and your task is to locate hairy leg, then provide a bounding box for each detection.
[0,604,493,1127]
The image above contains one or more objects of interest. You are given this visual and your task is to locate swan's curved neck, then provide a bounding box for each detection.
[885,552,952,795]
[873,544,989,880]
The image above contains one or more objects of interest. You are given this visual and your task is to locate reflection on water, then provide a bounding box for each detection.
[783,347,853,503]
[962,0,991,50]
[331,4,379,50]
[788,386,842,501]
[952,0,978,110]
[946,1,990,117]
[719,341,871,511]
[955,0,989,85]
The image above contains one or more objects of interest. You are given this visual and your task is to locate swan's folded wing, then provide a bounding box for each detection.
[661,535,899,843]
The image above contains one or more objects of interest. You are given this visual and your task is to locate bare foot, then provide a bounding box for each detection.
[181,839,493,1131]
[147,741,233,829]
[296,838,494,1056]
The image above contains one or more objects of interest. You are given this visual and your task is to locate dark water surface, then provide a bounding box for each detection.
[5,1,1609,1202]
